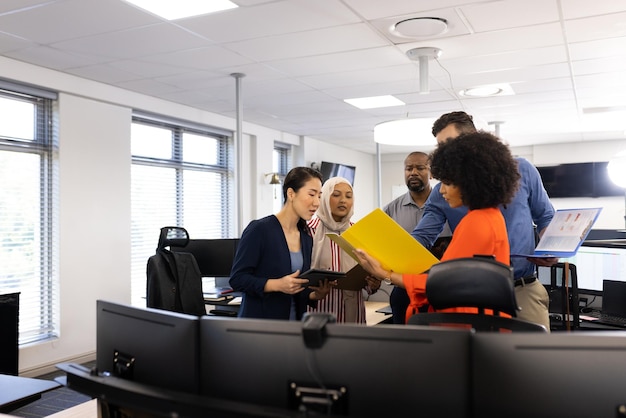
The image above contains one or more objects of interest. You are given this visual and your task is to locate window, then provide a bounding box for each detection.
[130,116,234,307]
[272,143,291,212]
[0,84,58,345]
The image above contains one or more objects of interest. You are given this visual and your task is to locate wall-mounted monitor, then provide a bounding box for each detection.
[537,162,624,198]
[320,161,356,185]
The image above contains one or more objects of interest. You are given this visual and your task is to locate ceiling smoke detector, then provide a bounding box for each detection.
[391,17,448,38]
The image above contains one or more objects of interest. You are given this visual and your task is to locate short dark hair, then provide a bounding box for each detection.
[405,151,429,160]
[430,131,520,210]
[432,111,477,137]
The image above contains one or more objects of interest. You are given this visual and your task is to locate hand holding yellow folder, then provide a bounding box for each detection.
[327,208,439,275]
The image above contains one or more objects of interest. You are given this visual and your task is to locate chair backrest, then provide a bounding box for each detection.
[147,226,206,316]
[157,226,189,251]
[408,257,547,332]
[426,256,518,316]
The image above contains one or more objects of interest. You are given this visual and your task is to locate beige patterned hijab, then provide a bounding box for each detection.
[311,177,357,272]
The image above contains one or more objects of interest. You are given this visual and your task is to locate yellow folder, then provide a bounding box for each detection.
[327,208,439,275]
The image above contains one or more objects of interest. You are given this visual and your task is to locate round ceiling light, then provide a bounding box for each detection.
[460,86,504,97]
[374,118,437,147]
[391,17,448,38]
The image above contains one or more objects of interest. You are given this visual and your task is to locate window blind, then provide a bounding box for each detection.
[130,116,234,307]
[0,88,58,345]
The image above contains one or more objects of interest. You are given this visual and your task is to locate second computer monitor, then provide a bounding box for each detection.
[199,316,473,417]
[172,238,239,278]
[473,332,626,418]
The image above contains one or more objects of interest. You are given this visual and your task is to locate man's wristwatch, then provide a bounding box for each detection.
[383,270,393,285]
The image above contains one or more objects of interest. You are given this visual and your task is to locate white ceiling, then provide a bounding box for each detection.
[1,0,626,154]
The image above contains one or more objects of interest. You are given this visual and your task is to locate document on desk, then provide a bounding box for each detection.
[511,207,602,258]
[327,208,439,274]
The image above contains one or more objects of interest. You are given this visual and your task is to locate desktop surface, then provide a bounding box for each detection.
[0,374,61,413]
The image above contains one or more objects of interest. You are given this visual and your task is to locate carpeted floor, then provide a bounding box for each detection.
[8,363,94,418]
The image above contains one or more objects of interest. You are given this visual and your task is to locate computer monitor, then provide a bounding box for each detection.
[96,300,200,393]
[320,161,356,185]
[171,238,239,279]
[199,316,472,417]
[473,332,626,418]
[538,245,626,295]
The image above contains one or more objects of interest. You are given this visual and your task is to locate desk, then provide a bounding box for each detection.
[364,301,392,325]
[0,399,98,418]
[0,374,61,413]
[47,399,98,418]
[205,294,240,316]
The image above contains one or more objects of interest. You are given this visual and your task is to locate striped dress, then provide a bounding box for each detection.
[307,217,372,323]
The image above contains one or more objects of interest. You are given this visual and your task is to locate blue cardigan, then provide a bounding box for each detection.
[229,215,315,320]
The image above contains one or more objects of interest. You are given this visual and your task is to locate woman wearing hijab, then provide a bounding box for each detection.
[307,176,380,323]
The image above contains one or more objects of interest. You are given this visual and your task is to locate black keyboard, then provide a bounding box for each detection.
[583,310,626,327]
[209,309,238,317]
[580,310,626,327]
[598,314,626,327]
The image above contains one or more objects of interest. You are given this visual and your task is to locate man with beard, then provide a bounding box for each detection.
[383,152,451,324]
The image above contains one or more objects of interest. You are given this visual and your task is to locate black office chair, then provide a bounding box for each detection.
[146,226,206,316]
[407,256,547,332]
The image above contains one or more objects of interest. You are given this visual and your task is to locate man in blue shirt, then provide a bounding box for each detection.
[411,111,556,330]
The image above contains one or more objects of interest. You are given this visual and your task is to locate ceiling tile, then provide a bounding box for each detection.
[225,23,390,62]
[178,0,360,43]
[50,23,210,60]
[565,12,626,43]
[459,0,559,32]
[0,0,159,44]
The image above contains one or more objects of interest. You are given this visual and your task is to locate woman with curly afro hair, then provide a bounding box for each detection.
[430,131,520,211]
[355,131,520,322]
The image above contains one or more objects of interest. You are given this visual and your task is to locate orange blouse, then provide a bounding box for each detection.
[403,207,510,323]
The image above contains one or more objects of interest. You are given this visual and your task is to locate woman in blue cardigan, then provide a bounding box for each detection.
[230,167,332,320]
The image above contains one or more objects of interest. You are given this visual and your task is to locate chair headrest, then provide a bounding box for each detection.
[425,257,519,316]
[157,226,189,251]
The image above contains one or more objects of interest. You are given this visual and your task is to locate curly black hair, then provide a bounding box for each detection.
[430,131,520,210]
[431,111,476,137]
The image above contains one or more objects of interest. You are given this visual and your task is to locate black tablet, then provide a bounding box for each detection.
[299,269,346,287]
